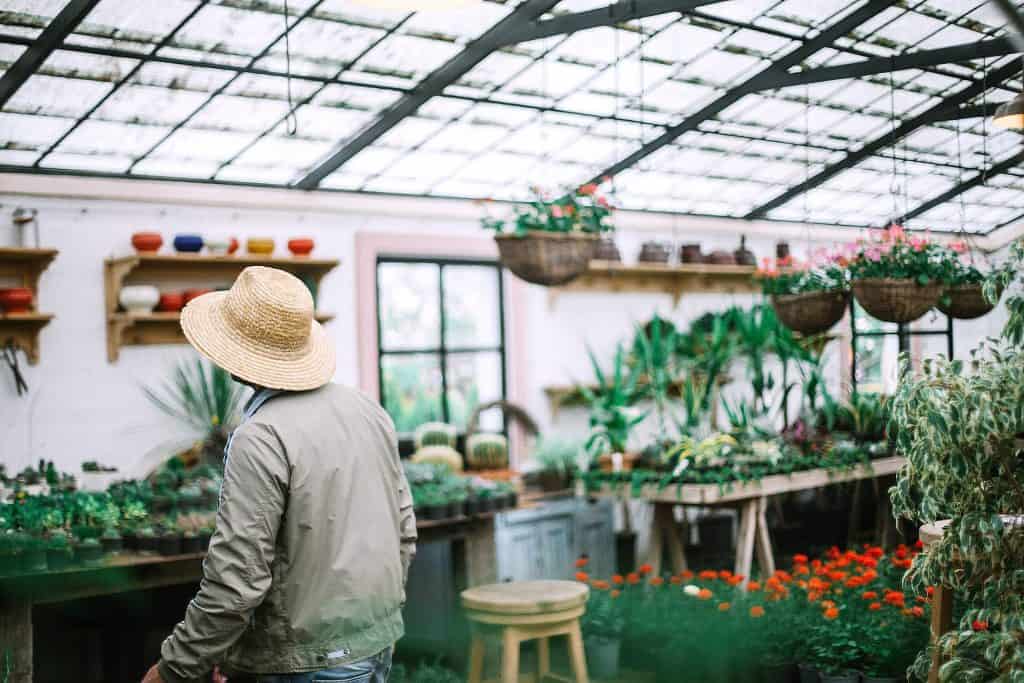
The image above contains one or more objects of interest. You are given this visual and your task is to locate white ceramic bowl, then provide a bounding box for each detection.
[119,285,160,314]
[206,238,231,255]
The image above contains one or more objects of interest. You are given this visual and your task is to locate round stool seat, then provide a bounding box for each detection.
[461,580,589,616]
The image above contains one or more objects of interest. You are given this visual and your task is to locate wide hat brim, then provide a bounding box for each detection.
[181,291,336,391]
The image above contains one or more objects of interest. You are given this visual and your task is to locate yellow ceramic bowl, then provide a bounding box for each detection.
[247,237,275,255]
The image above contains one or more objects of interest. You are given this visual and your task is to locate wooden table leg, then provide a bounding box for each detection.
[567,620,589,683]
[538,636,550,679]
[734,500,758,584]
[662,506,688,575]
[0,598,31,683]
[754,496,775,579]
[646,503,665,576]
[647,503,688,575]
[467,632,485,683]
[929,585,954,683]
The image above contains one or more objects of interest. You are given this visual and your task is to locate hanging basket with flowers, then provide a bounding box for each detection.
[934,239,1001,319]
[481,183,613,287]
[758,255,849,336]
[846,224,945,324]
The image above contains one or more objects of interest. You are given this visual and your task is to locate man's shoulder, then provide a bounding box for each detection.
[255,383,390,423]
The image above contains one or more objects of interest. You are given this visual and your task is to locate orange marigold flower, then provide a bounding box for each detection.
[726,575,744,586]
[718,602,731,612]
[610,589,621,598]
[748,581,762,591]
[670,576,683,585]
[884,590,905,606]
[910,606,924,618]
[639,563,654,575]
[869,602,882,611]
[826,546,841,560]
[750,606,765,618]
[916,596,929,604]
[821,600,836,610]
[972,620,989,632]
[866,546,884,559]
[861,570,878,583]
[680,570,694,580]
[626,572,640,585]
[575,572,589,583]
[925,586,935,598]
[699,570,718,580]
[828,571,848,582]
[863,591,878,600]
[592,580,610,591]
[697,588,713,600]
[719,570,733,580]
[794,565,810,575]
[845,577,863,589]
[575,557,589,568]
[807,591,822,603]
[650,577,664,587]
[824,607,840,620]
[612,574,624,585]
[793,553,809,564]
[774,570,793,583]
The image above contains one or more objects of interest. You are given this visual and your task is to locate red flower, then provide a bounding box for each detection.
[718,602,731,612]
[719,570,733,580]
[793,554,809,564]
[972,620,989,632]
[910,606,924,618]
[699,570,718,580]
[639,563,654,575]
[575,572,589,583]
[649,576,664,587]
[926,586,935,598]
[869,602,882,611]
[591,580,610,590]
[697,588,713,600]
[610,589,621,598]
[578,183,599,196]
[865,546,884,559]
[612,574,624,585]
[575,557,589,568]
[626,572,640,585]
[680,570,694,580]
[748,581,762,591]
[824,607,839,620]
[669,576,682,585]
[750,606,765,618]
[862,591,879,600]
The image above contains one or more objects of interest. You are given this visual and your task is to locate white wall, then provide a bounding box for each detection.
[0,179,1009,474]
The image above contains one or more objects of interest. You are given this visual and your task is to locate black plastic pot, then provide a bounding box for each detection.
[465,498,481,516]
[46,548,73,571]
[199,532,213,552]
[477,497,495,514]
[616,531,637,575]
[448,501,466,519]
[76,543,104,566]
[797,663,818,683]
[121,531,137,552]
[493,494,508,511]
[181,535,203,554]
[539,470,569,492]
[761,662,796,683]
[22,549,47,573]
[158,535,183,557]
[422,504,448,521]
[507,492,518,509]
[137,535,159,554]
[101,536,123,555]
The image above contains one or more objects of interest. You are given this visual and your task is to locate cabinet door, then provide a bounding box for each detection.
[539,515,575,580]
[403,540,454,643]
[495,522,543,583]
[576,500,616,578]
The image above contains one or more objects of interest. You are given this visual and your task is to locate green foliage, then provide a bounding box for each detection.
[578,343,646,454]
[758,259,847,296]
[480,184,613,235]
[533,436,582,475]
[144,356,245,439]
[987,239,1024,347]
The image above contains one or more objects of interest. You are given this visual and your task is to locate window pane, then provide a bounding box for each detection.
[381,353,443,434]
[445,351,503,431]
[378,262,440,351]
[443,264,501,348]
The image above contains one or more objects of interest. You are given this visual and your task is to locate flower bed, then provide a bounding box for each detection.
[574,545,930,682]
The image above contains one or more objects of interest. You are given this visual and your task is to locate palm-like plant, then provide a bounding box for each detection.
[631,316,678,443]
[144,356,246,464]
[578,343,646,455]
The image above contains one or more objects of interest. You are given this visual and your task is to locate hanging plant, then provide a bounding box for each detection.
[934,239,1003,319]
[480,183,614,286]
[757,254,849,336]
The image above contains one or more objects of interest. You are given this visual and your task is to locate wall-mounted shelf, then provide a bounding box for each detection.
[0,247,58,365]
[104,253,340,362]
[548,260,761,307]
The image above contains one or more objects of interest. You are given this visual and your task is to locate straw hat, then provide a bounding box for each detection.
[181,266,335,391]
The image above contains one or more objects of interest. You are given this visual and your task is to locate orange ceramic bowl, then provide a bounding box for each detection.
[228,237,240,255]
[0,287,33,314]
[288,237,315,257]
[131,232,163,254]
[247,238,275,255]
[183,288,213,305]
[157,292,185,312]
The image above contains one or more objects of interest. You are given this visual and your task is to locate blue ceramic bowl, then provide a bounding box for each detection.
[173,234,204,253]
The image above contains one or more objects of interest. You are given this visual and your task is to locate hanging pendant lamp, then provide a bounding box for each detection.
[993,56,1024,129]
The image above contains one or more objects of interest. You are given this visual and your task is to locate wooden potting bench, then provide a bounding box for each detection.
[601,455,906,583]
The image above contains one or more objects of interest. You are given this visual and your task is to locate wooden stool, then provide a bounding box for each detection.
[462,580,590,683]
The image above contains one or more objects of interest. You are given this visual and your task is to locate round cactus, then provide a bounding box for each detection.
[414,422,457,450]
[466,433,509,470]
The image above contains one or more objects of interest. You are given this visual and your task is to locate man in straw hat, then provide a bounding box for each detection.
[143,266,417,683]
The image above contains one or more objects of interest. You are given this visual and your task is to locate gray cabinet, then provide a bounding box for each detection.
[495,498,615,583]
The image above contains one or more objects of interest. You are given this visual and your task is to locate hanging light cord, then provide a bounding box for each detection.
[888,58,901,224]
[283,0,298,136]
[981,57,989,185]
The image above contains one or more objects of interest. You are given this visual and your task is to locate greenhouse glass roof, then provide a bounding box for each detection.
[1,0,1023,233]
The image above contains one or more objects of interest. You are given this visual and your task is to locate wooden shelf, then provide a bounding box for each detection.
[104,252,340,362]
[0,247,58,365]
[548,260,761,307]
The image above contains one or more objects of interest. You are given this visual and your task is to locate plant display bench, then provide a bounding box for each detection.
[601,456,905,583]
[0,552,205,683]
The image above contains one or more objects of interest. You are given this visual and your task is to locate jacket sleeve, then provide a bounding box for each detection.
[394,427,417,586]
[158,423,288,683]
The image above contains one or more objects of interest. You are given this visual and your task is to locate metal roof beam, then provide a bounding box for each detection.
[754,37,1020,91]
[496,0,723,47]
[902,149,1024,222]
[585,0,894,185]
[0,0,101,108]
[744,59,1022,219]
[293,0,561,190]
[932,101,1001,122]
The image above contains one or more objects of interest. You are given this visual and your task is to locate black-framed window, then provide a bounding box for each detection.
[375,256,507,450]
[850,300,954,393]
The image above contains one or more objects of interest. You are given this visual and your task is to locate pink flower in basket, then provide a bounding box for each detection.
[950,239,968,254]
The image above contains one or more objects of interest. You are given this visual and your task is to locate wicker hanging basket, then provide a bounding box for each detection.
[494,231,599,286]
[936,283,996,320]
[771,289,849,336]
[851,278,943,323]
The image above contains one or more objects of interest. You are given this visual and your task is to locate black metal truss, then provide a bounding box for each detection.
[0,0,101,108]
[745,59,1023,219]
[582,0,894,185]
[901,148,1024,222]
[293,0,563,189]
[932,102,1001,122]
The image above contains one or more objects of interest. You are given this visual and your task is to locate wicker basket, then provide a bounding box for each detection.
[852,278,943,323]
[494,232,599,286]
[936,283,996,320]
[771,289,849,336]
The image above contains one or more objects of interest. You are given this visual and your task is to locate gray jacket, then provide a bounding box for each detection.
[158,384,417,682]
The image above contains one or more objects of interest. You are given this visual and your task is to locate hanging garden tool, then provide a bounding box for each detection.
[3,341,28,396]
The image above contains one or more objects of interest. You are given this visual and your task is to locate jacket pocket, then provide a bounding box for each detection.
[312,674,372,683]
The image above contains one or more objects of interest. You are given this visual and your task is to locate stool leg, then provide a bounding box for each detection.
[567,620,589,683]
[538,636,550,680]
[468,633,485,683]
[502,627,521,683]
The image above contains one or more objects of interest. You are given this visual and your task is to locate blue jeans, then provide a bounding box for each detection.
[238,648,393,683]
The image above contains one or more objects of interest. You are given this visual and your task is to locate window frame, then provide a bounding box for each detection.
[374,254,508,451]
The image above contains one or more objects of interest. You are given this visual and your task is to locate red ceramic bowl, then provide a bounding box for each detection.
[183,288,213,305]
[157,292,185,312]
[228,237,239,255]
[288,237,315,257]
[0,287,34,314]
[132,232,163,254]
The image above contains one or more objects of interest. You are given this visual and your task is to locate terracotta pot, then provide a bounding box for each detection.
[173,234,204,253]
[594,238,621,262]
[706,249,736,265]
[119,285,159,314]
[131,232,163,254]
[0,287,33,314]
[157,292,185,312]
[597,452,638,473]
[638,241,670,264]
[776,241,790,260]
[228,237,239,255]
[288,237,315,257]
[183,288,213,305]
[247,237,275,255]
[734,235,756,266]
[679,243,702,263]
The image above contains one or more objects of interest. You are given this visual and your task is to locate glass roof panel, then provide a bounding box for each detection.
[146,127,258,163]
[78,0,201,42]
[401,0,512,41]
[40,151,134,172]
[52,119,172,156]
[356,34,462,85]
[93,84,209,125]
[0,1,69,32]
[0,111,75,151]
[188,94,292,131]
[172,4,289,57]
[4,75,115,118]
[132,157,222,178]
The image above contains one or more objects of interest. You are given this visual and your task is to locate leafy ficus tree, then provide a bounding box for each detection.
[890,241,1024,682]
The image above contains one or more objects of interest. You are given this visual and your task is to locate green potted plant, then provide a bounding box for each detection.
[578,343,647,472]
[76,536,104,566]
[493,481,517,510]
[444,482,468,519]
[414,484,449,521]
[135,525,158,554]
[474,486,495,514]
[759,255,849,336]
[581,582,624,679]
[846,224,945,323]
[481,183,613,286]
[533,436,581,492]
[935,240,1001,319]
[45,529,72,571]
[158,526,184,556]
